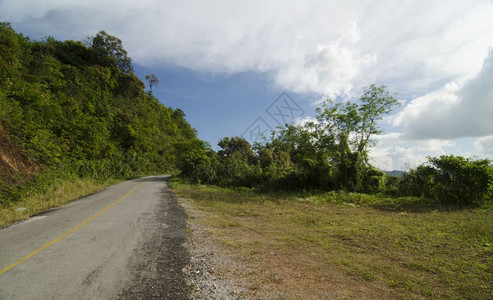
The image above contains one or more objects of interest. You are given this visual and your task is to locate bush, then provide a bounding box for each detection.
[399,155,492,206]
[428,155,492,206]
[384,175,400,196]
[176,140,218,184]
[362,167,386,194]
[399,165,435,198]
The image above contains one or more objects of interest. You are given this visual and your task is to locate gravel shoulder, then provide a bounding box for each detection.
[180,198,260,299]
[118,178,191,300]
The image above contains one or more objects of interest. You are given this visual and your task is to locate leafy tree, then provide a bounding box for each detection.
[90,30,133,74]
[218,137,255,162]
[145,74,159,92]
[196,85,398,193]
[316,84,399,191]
[357,84,400,161]
[214,137,265,187]
[176,139,218,184]
[0,22,21,88]
[266,123,331,190]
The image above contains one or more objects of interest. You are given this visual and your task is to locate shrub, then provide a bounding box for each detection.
[399,155,492,206]
[428,155,492,206]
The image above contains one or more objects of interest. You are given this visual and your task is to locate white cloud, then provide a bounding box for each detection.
[475,136,493,156]
[396,49,493,140]
[370,144,429,171]
[294,116,318,127]
[3,0,493,169]
[275,41,376,95]
[370,133,457,170]
[2,0,493,98]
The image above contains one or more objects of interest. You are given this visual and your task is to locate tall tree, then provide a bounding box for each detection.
[145,74,159,92]
[357,84,399,162]
[316,84,399,191]
[90,30,133,74]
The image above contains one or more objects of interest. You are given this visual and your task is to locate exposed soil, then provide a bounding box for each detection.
[0,123,39,183]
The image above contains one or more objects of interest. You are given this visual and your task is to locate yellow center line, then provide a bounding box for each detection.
[0,182,145,276]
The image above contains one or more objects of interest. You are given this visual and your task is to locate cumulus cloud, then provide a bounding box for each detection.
[2,0,493,97]
[3,0,493,168]
[475,136,493,156]
[396,49,493,140]
[370,132,458,170]
[370,144,429,171]
[276,41,376,95]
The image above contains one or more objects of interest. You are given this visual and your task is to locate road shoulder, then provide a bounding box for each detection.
[180,197,259,299]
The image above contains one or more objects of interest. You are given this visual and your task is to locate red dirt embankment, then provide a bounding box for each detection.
[0,123,39,184]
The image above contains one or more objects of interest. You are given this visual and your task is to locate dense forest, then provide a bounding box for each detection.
[0,23,205,206]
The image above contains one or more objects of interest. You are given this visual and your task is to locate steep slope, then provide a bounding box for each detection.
[0,23,203,206]
[0,123,39,183]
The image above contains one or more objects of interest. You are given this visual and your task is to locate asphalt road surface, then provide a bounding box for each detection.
[0,176,190,300]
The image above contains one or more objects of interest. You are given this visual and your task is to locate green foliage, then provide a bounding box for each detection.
[0,26,202,206]
[90,30,133,74]
[429,155,492,205]
[383,174,400,196]
[315,84,399,191]
[180,85,399,194]
[179,85,490,207]
[176,139,218,184]
[218,136,255,161]
[145,74,159,92]
[252,84,398,193]
[400,155,492,206]
[216,137,262,187]
[399,165,436,198]
[0,22,21,88]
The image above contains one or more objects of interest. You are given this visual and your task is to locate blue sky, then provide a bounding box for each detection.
[1,0,493,170]
[132,65,318,148]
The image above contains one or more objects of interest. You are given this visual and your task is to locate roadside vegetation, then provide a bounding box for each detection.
[178,83,492,208]
[0,23,203,226]
[173,73,492,298]
[0,173,118,228]
[171,179,493,299]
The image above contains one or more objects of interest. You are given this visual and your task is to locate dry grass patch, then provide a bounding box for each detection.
[0,178,118,228]
[172,181,493,299]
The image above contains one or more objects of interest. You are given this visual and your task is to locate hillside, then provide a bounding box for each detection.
[0,23,202,206]
[384,170,404,177]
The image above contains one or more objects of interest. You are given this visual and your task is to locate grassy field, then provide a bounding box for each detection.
[171,179,493,299]
[0,178,119,228]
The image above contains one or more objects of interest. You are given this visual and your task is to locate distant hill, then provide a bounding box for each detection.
[384,170,404,177]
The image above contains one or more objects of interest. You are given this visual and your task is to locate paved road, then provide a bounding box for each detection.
[0,176,190,300]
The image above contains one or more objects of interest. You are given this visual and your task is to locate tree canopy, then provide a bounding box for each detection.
[145,74,159,92]
[180,85,399,193]
[0,24,202,206]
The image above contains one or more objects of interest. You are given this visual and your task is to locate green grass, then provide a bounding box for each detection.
[0,177,120,228]
[171,178,493,299]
